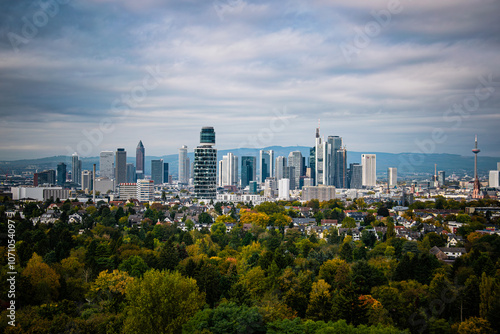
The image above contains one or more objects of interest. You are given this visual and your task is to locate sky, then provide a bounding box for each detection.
[0,0,499,160]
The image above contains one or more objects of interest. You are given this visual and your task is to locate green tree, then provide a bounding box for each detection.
[123,269,205,334]
[341,216,356,228]
[183,302,265,334]
[118,255,149,277]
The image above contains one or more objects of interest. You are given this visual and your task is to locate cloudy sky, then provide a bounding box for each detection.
[1,0,499,160]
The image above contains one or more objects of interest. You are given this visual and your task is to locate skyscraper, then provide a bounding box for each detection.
[57,163,66,186]
[335,148,347,188]
[136,140,145,179]
[259,150,274,183]
[362,154,377,187]
[99,151,114,179]
[179,145,190,185]
[115,148,127,185]
[288,151,303,190]
[163,162,169,184]
[388,167,397,188]
[219,153,238,187]
[72,153,82,185]
[81,170,93,191]
[327,136,342,186]
[275,156,287,181]
[438,171,446,186]
[241,156,256,188]
[151,159,164,184]
[127,163,136,183]
[194,127,217,199]
[348,163,362,189]
[315,126,330,186]
[309,147,316,185]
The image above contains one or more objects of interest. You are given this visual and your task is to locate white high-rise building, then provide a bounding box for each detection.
[388,167,397,188]
[219,153,238,187]
[315,127,330,186]
[497,162,500,171]
[100,151,114,179]
[179,145,190,185]
[489,170,500,188]
[362,154,377,187]
[278,178,290,200]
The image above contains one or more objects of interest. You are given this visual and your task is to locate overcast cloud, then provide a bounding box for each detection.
[0,0,499,160]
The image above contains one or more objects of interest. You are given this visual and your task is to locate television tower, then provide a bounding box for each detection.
[472,135,482,199]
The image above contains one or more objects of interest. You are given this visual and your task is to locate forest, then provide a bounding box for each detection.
[0,197,499,334]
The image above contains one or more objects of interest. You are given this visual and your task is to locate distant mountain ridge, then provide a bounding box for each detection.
[1,146,498,178]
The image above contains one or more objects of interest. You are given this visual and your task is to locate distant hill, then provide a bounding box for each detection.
[1,147,498,178]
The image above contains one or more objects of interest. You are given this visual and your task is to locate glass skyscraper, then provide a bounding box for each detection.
[194,127,217,199]
[241,156,256,187]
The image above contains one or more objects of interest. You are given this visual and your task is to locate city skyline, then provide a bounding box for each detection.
[1,1,499,160]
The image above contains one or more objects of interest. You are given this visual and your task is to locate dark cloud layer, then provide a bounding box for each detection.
[0,0,499,160]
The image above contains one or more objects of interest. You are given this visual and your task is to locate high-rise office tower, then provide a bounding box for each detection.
[219,153,238,187]
[81,170,93,191]
[99,151,114,179]
[361,154,377,187]
[327,136,342,186]
[387,167,397,188]
[71,153,82,185]
[498,162,500,171]
[163,162,169,184]
[115,148,127,185]
[335,148,347,188]
[309,147,316,185]
[286,166,296,190]
[136,140,145,179]
[348,163,362,189]
[288,151,303,190]
[179,145,190,185]
[275,156,287,181]
[151,159,164,184]
[194,127,217,199]
[57,163,66,186]
[315,126,330,186]
[127,163,136,183]
[241,156,256,188]
[438,171,446,186]
[259,150,274,183]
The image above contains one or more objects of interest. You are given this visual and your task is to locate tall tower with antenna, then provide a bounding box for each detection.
[472,135,482,199]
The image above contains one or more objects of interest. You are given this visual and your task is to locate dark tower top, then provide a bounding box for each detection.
[200,127,216,145]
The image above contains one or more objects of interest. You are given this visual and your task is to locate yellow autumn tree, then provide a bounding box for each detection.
[22,252,60,304]
[305,279,332,321]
